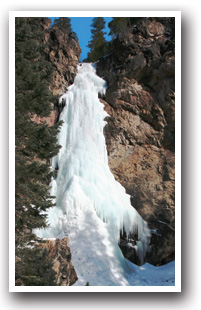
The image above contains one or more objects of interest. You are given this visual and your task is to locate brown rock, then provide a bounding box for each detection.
[46,28,81,96]
[39,238,78,286]
[98,17,175,265]
[31,104,59,127]
[147,21,165,36]
[32,21,81,128]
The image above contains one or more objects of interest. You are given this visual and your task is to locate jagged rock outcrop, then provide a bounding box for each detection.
[39,238,78,286]
[32,19,81,127]
[47,28,81,96]
[41,19,81,96]
[97,17,175,265]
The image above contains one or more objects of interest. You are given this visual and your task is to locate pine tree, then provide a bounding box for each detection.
[15,17,62,285]
[53,17,72,33]
[108,17,129,38]
[86,17,107,62]
[108,17,142,38]
[15,17,62,242]
[15,247,56,286]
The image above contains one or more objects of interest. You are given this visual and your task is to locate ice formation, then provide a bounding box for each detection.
[35,63,155,285]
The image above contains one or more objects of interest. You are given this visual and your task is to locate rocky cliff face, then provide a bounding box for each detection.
[97,17,175,265]
[42,18,81,96]
[32,19,82,127]
[47,28,81,97]
[39,238,78,286]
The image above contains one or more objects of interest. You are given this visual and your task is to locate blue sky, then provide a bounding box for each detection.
[50,17,112,61]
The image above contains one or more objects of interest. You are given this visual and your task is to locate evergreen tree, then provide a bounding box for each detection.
[86,17,107,62]
[15,247,56,286]
[53,17,72,33]
[15,17,62,285]
[108,17,129,38]
[108,17,141,38]
[15,17,62,242]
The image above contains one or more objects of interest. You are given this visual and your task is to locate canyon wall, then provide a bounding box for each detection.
[97,17,175,265]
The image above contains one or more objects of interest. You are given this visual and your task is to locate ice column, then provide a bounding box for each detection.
[36,63,150,264]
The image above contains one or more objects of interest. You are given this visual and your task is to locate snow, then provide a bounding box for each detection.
[34,63,175,286]
[126,260,175,286]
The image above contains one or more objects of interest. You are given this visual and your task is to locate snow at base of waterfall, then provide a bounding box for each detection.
[67,194,175,286]
[64,188,175,286]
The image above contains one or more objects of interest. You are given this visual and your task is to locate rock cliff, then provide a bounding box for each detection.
[41,18,81,96]
[97,17,175,265]
[32,19,82,127]
[39,238,78,286]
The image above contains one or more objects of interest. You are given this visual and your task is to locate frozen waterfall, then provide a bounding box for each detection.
[35,63,153,286]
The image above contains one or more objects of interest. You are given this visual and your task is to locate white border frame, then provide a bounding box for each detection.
[9,11,181,293]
